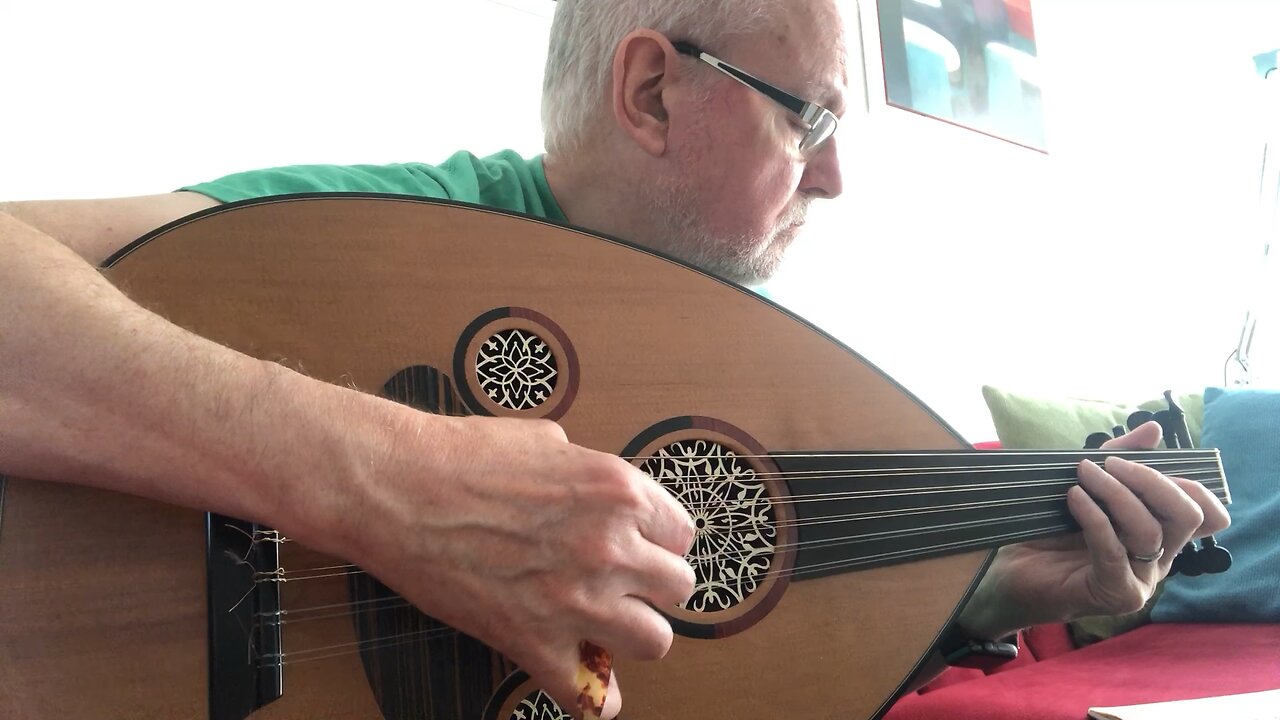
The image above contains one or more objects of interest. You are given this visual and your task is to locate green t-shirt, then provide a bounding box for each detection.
[181,149,567,224]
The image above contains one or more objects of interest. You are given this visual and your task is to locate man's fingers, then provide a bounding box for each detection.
[1102,456,1205,552]
[632,466,697,556]
[1170,475,1231,536]
[1099,420,1162,450]
[1066,484,1161,615]
[1078,459,1165,561]
[588,597,677,661]
[1065,484,1133,581]
[1093,422,1221,548]
[628,541,697,610]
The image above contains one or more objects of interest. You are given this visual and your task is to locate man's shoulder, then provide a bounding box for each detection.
[428,149,563,222]
[181,150,548,211]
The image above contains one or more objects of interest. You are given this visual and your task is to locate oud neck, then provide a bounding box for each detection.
[771,448,1228,580]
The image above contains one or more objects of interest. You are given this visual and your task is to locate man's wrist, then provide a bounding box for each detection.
[956,573,1025,642]
[245,361,393,559]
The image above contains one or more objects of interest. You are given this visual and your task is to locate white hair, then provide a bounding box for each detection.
[542,0,781,155]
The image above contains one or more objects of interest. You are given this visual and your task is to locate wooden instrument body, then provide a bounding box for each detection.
[0,197,989,719]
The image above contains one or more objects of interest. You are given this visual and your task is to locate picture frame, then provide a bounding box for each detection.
[857,0,1047,151]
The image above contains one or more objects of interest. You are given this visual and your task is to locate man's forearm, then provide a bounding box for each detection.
[0,210,385,556]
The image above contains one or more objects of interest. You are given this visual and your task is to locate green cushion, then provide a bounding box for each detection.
[981,385,1203,450]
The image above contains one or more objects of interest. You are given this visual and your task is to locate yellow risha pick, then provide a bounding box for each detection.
[574,641,613,718]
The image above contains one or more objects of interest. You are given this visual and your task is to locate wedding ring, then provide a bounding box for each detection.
[1128,547,1165,563]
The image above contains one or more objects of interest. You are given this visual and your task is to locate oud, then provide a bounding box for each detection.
[0,196,1229,719]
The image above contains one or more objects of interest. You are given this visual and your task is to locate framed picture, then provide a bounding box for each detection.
[863,0,1046,151]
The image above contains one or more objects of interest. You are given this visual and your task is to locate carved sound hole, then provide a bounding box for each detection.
[511,689,572,720]
[476,328,559,411]
[641,440,778,613]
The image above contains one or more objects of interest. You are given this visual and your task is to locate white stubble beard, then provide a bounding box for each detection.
[638,174,811,287]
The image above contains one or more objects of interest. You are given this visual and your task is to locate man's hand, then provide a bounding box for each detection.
[958,421,1231,640]
[316,411,697,719]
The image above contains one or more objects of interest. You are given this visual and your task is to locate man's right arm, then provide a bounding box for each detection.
[0,191,221,265]
[0,194,695,716]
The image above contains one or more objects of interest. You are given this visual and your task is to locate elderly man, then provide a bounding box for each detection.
[0,0,1227,717]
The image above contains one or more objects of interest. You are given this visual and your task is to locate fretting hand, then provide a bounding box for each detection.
[958,421,1231,639]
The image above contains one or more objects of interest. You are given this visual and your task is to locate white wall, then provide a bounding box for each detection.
[770,0,1280,439]
[0,0,554,198]
[3,0,1276,441]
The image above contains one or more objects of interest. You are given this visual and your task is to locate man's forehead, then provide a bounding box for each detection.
[753,0,851,110]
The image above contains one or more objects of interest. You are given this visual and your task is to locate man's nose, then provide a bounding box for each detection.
[799,134,844,200]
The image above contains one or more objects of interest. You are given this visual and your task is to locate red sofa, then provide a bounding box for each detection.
[884,613,1280,718]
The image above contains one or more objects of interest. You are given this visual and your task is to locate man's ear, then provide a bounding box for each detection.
[611,30,680,157]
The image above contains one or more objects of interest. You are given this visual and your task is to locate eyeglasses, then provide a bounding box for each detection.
[672,40,839,156]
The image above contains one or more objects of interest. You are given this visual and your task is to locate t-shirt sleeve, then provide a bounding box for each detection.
[179,163,455,203]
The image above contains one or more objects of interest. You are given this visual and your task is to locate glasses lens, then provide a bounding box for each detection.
[800,111,837,154]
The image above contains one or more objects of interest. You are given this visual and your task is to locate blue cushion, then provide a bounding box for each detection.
[1152,386,1280,622]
